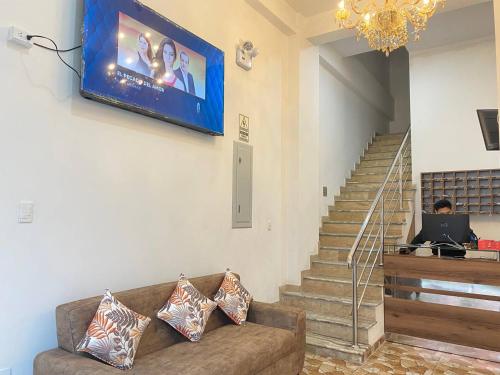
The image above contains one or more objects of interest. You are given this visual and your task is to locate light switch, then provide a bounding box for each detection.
[18,201,34,223]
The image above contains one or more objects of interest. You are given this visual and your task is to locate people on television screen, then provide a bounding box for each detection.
[135,33,154,77]
[154,38,184,90]
[175,51,196,96]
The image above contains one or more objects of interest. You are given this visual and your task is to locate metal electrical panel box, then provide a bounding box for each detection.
[232,141,253,228]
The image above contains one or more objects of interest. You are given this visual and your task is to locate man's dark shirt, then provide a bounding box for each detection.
[404,229,476,258]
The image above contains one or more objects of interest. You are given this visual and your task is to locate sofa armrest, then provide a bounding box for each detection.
[247,301,306,371]
[34,348,122,375]
[247,301,305,340]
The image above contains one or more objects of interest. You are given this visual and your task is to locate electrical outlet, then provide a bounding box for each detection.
[0,368,12,375]
[8,26,33,49]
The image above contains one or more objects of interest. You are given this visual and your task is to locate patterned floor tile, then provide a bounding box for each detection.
[302,342,500,375]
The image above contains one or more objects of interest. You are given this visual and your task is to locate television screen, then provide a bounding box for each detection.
[477,109,499,151]
[81,0,225,135]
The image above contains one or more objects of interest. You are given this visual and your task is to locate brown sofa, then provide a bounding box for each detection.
[34,273,305,375]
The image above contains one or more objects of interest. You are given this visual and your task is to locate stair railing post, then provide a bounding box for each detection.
[352,258,359,348]
[399,152,403,210]
[380,196,385,267]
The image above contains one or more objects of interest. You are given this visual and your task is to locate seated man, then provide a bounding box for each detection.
[402,199,477,258]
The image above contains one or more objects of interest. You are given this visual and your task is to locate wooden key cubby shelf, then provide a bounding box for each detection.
[421,169,500,215]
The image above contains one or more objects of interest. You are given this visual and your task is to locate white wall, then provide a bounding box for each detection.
[352,51,390,92]
[0,1,318,373]
[389,48,411,134]
[318,46,391,217]
[410,38,500,237]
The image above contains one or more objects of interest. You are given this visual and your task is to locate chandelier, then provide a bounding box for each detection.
[335,0,446,56]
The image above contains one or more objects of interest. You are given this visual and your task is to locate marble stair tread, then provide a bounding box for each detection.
[345,180,412,184]
[330,198,414,207]
[306,333,370,355]
[331,198,414,202]
[280,287,383,307]
[319,232,402,239]
[319,245,398,255]
[322,219,405,225]
[351,171,397,176]
[320,245,388,252]
[340,188,417,194]
[306,312,377,330]
[303,271,384,287]
[310,256,384,267]
[329,208,411,213]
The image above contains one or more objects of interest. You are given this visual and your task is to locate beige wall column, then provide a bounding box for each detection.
[496,0,500,112]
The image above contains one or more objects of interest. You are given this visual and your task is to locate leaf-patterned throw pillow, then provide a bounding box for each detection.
[157,275,217,342]
[76,290,151,370]
[214,270,253,325]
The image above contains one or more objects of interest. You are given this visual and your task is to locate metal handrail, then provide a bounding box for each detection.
[348,127,412,347]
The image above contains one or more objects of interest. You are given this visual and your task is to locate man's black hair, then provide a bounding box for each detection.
[433,199,452,212]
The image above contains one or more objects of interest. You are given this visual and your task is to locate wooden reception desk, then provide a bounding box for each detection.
[384,253,500,353]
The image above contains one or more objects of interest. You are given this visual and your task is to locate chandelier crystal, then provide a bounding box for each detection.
[335,0,446,56]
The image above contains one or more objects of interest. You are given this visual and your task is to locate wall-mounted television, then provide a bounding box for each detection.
[477,109,499,151]
[81,0,225,135]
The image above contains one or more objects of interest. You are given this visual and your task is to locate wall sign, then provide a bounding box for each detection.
[239,114,250,143]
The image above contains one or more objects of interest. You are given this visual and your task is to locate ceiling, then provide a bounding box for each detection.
[285,0,338,17]
[286,0,492,18]
[326,1,495,56]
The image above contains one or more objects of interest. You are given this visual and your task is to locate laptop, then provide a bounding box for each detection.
[421,214,470,244]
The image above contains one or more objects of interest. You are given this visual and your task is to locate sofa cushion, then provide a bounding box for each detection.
[214,270,253,325]
[56,274,233,359]
[75,290,151,370]
[157,276,217,342]
[130,322,295,375]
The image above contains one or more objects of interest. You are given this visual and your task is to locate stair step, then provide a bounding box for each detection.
[361,153,411,161]
[374,132,405,139]
[322,220,405,225]
[306,312,377,344]
[302,271,383,300]
[279,286,381,320]
[307,312,376,330]
[358,158,412,168]
[354,166,391,174]
[318,246,390,262]
[319,230,402,247]
[310,256,384,282]
[365,144,403,153]
[362,151,398,160]
[328,209,408,222]
[343,181,414,191]
[351,170,397,176]
[340,184,415,193]
[317,246,394,263]
[371,138,406,146]
[319,232,402,239]
[303,271,384,287]
[349,173,412,183]
[306,333,372,364]
[337,190,415,200]
[321,221,403,235]
[331,199,413,210]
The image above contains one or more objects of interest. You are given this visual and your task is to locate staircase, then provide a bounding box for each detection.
[279,132,416,364]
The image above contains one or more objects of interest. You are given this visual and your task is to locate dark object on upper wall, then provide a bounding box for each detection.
[80,0,225,135]
[477,109,499,151]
